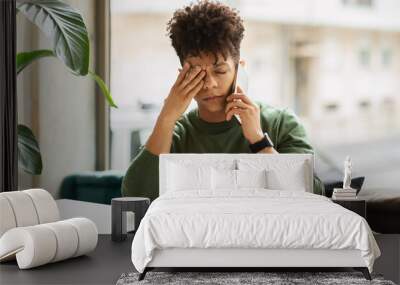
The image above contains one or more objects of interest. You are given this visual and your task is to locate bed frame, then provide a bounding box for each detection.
[139,248,371,280]
[138,154,372,281]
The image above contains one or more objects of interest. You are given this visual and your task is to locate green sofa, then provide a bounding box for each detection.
[59,170,124,205]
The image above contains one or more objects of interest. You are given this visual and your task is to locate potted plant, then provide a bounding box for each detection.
[16,0,117,175]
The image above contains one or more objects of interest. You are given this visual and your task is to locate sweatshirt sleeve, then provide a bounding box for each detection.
[121,145,160,201]
[121,123,185,202]
[274,108,325,196]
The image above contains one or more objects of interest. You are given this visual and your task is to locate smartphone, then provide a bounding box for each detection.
[229,62,249,124]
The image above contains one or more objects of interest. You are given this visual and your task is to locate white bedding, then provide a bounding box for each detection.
[131,189,380,273]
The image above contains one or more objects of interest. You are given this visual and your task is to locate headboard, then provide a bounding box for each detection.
[159,153,314,195]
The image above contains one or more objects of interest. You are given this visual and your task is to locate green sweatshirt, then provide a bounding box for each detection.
[121,101,324,201]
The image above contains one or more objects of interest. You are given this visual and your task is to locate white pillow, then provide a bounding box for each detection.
[211,168,268,190]
[266,164,307,191]
[236,169,268,189]
[212,168,237,190]
[167,162,212,191]
[237,158,309,192]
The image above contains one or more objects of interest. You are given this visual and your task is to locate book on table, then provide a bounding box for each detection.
[333,188,357,193]
[332,188,357,200]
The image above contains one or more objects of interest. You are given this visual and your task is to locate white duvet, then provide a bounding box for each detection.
[131,189,381,273]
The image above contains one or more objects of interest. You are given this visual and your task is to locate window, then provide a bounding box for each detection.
[358,47,371,68]
[381,48,393,67]
[342,0,373,8]
[110,0,400,196]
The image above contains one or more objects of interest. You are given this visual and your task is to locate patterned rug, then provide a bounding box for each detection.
[116,271,396,285]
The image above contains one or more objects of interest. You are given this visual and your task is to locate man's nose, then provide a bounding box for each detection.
[202,70,218,90]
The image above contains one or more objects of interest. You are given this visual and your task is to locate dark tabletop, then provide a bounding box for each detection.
[0,234,135,285]
[1,233,398,284]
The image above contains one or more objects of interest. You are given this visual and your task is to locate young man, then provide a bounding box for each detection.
[122,0,324,201]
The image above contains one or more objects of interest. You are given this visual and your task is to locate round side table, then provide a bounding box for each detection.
[111,197,150,242]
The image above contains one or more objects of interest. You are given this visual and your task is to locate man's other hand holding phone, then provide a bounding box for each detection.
[225,85,265,145]
[225,61,277,153]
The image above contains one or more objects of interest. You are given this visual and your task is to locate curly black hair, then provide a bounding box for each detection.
[166,0,245,66]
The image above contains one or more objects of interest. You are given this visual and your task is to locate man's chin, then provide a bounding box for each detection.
[203,104,225,113]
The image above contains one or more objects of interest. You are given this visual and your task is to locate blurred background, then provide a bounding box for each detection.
[16,0,400,201]
[110,0,400,196]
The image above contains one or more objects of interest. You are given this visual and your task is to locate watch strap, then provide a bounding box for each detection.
[249,133,274,153]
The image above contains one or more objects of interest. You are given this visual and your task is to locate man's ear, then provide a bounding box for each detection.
[239,59,246,67]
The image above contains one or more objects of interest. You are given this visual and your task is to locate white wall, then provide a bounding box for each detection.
[17,0,97,198]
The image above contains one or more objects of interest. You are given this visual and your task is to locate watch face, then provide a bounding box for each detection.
[264,132,274,147]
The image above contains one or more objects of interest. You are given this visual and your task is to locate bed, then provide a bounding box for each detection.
[130,154,381,281]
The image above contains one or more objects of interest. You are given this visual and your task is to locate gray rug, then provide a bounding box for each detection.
[116,271,396,285]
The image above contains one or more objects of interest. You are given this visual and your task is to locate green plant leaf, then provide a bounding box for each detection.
[88,70,118,108]
[17,49,54,74]
[17,0,90,75]
[17,124,42,175]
